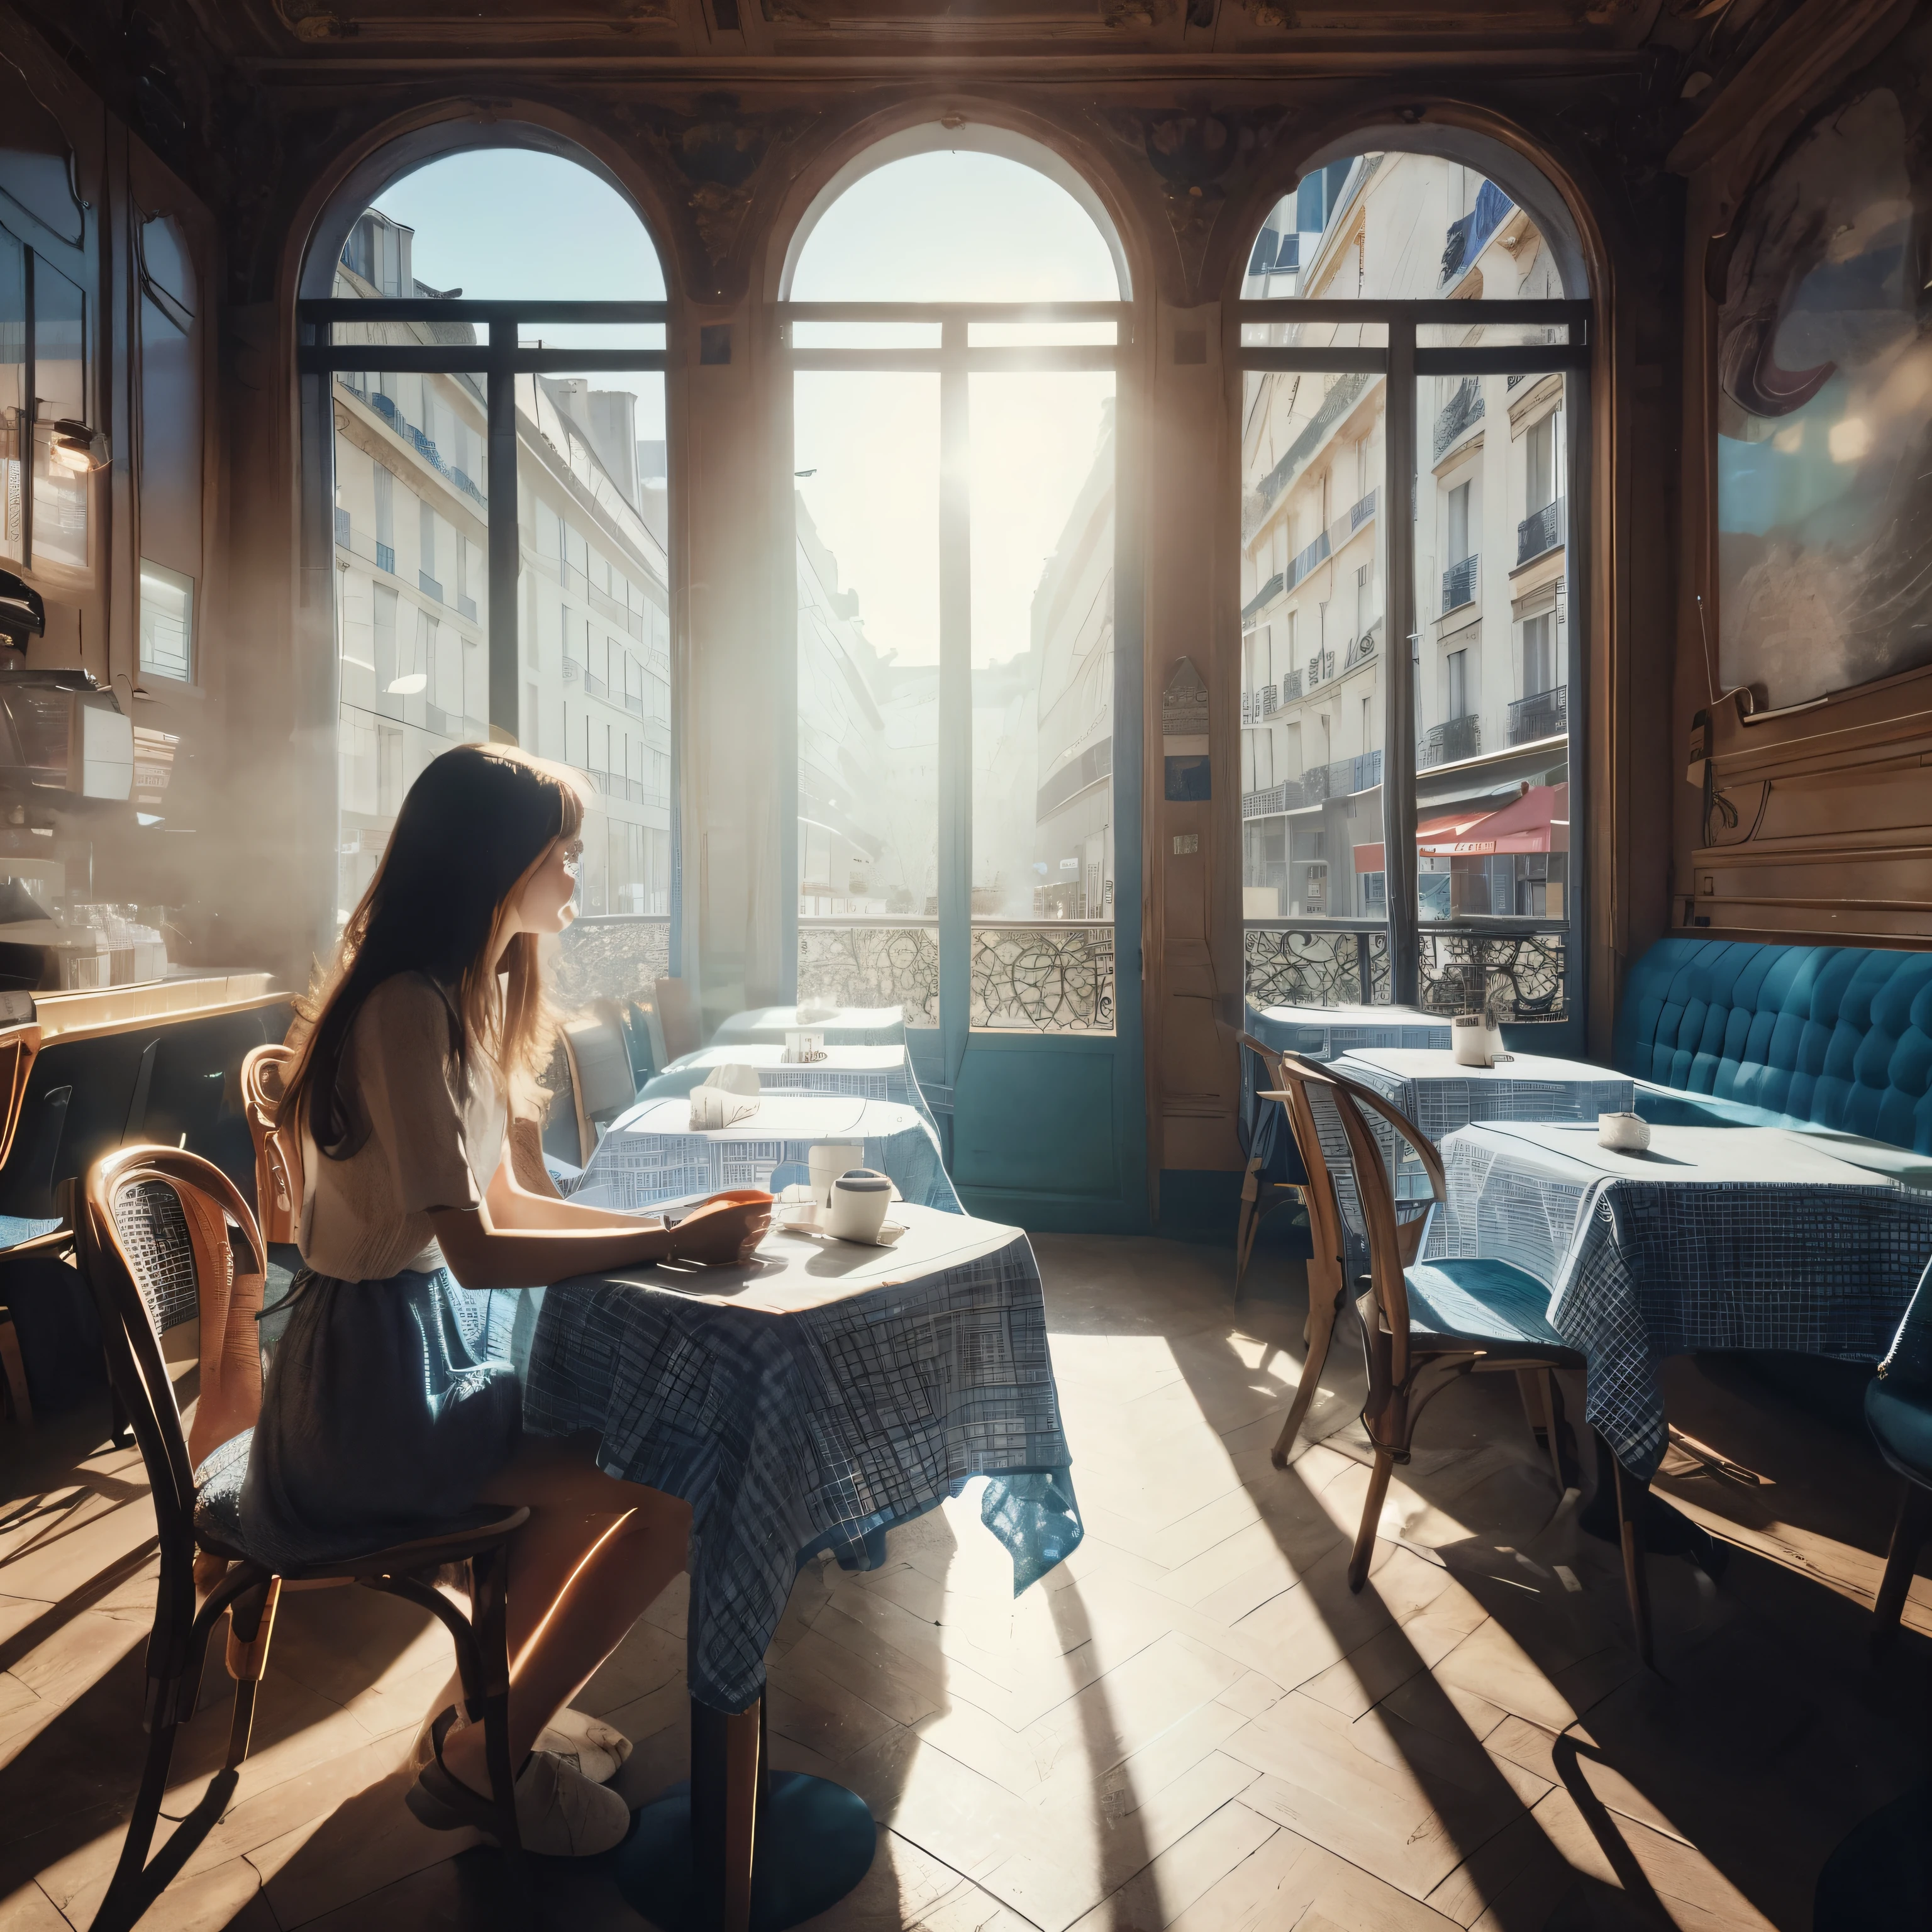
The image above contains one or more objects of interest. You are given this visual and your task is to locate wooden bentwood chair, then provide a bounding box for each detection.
[80,1146,533,1932]
[238,1045,303,1248]
[1260,1050,1655,1663]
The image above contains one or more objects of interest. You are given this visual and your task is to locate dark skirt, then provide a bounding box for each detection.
[233,1265,522,1571]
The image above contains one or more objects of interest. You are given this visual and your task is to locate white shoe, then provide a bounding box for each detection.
[408,1745,632,1858]
[409,1699,633,1785]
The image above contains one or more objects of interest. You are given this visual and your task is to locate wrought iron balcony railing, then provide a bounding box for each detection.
[794,919,1116,1034]
[1441,552,1479,613]
[1507,684,1567,745]
[1421,712,1481,767]
[1243,922,1567,1024]
[1516,496,1565,567]
[375,541,396,575]
[419,572,442,601]
[1433,377,1485,462]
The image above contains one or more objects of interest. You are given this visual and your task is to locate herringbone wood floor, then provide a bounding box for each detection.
[3,1233,1929,1932]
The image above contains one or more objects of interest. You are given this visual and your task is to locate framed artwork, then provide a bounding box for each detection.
[1716,45,1932,709]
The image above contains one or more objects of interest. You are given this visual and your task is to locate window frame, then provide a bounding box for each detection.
[1235,294,1592,1013]
[780,299,1134,1075]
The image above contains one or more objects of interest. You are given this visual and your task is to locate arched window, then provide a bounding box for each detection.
[302,147,672,946]
[1236,143,1589,1046]
[781,134,1142,1221]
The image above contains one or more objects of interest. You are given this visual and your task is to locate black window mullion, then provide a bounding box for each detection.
[1384,316,1419,1007]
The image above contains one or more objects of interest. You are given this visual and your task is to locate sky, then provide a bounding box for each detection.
[372,145,1121,671]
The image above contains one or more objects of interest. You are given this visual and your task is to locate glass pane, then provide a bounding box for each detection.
[0,229,20,563]
[1418,319,1570,349]
[969,370,1115,1033]
[31,257,86,572]
[1240,319,1387,349]
[792,371,940,1026]
[790,149,1120,303]
[138,560,193,682]
[330,149,672,945]
[1243,153,1565,303]
[1411,370,1570,1022]
[791,321,941,349]
[1240,359,1389,1013]
[518,323,665,353]
[969,321,1116,347]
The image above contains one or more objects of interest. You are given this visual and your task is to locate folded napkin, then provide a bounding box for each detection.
[689,1062,761,1131]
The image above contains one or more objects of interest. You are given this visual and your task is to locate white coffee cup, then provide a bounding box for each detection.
[1598,1111,1650,1152]
[808,1141,866,1209]
[826,1169,892,1243]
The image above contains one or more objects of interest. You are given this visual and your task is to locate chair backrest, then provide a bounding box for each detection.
[1249,1039,1350,1301]
[655,976,700,1060]
[561,1003,640,1150]
[0,1021,40,1172]
[240,1045,303,1247]
[79,1147,270,1533]
[1264,1053,1447,1414]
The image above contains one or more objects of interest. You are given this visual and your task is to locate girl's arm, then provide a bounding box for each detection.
[430,1183,771,1289]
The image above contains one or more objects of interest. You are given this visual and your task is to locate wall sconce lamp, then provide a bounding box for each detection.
[48,419,111,475]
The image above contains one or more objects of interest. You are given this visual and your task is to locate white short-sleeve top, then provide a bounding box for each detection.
[297,972,506,1282]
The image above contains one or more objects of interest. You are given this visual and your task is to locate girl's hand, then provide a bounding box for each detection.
[665,1191,773,1266]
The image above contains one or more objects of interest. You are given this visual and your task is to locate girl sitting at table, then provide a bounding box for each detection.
[242,743,768,1857]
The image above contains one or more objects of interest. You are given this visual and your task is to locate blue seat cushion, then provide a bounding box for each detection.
[1867,1379,1932,1487]
[1402,1257,1578,1360]
[192,1428,252,1555]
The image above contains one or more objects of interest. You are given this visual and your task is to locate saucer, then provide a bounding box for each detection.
[776,1211,906,1247]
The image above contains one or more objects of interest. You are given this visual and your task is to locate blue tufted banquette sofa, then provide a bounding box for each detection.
[1611,937,1932,1154]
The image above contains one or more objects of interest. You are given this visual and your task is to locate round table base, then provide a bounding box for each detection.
[613,1772,877,1932]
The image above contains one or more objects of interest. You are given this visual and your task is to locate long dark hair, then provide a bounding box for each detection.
[284,743,586,1157]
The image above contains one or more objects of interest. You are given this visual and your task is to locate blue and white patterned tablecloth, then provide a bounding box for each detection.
[640,1043,937,1133]
[1424,1120,1932,1478]
[513,1204,1082,1711]
[575,1092,959,1214]
[1245,1000,1453,1062]
[1331,1048,1636,1145]
[712,1004,906,1048]
[1240,1004,1452,1185]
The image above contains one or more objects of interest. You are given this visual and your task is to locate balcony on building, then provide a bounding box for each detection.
[1421,712,1482,767]
[1441,552,1479,614]
[1509,684,1567,746]
[1517,496,1566,568]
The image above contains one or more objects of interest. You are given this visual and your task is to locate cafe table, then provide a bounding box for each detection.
[1423,1119,1932,1479]
[572,1091,959,1214]
[1238,1006,1454,1211]
[640,1042,939,1134]
[711,1004,906,1049]
[500,1202,1082,1932]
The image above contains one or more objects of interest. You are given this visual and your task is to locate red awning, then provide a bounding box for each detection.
[1353,842,1386,873]
[1418,782,1567,857]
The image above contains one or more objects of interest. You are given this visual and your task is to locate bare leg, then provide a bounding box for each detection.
[438,1433,689,1796]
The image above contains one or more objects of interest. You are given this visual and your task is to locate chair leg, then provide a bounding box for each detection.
[1612,1450,1655,1670]
[0,1314,31,1424]
[89,1700,182,1932]
[1872,1480,1932,1654]
[1348,1447,1396,1593]
[470,1543,531,1904]
[1272,1264,1342,1468]
[223,1576,280,1769]
[1519,1368,1565,1499]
